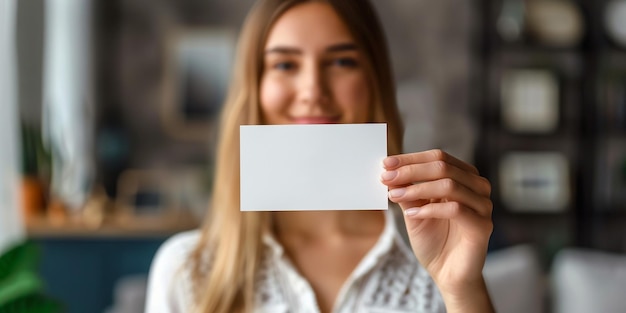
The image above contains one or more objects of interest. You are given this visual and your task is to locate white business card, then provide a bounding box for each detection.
[240,123,388,211]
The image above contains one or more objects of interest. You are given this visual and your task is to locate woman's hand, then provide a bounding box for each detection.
[380,149,494,313]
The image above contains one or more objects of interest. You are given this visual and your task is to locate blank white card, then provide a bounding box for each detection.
[240,123,388,211]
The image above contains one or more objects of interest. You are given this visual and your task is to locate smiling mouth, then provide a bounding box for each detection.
[291,116,340,124]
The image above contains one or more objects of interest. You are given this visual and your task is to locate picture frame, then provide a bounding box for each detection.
[605,0,626,48]
[500,69,560,134]
[499,151,571,212]
[161,28,236,141]
[167,166,212,220]
[525,0,584,47]
[115,169,176,224]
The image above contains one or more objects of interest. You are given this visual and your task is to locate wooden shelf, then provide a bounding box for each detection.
[26,212,200,239]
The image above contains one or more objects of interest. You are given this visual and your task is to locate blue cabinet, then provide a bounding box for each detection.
[37,237,167,313]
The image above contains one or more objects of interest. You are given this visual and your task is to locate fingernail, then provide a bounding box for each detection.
[383,157,399,168]
[389,188,406,198]
[381,170,398,181]
[404,207,421,217]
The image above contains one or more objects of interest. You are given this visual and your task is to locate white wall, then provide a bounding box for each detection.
[0,0,25,254]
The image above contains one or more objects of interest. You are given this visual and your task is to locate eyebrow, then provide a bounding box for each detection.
[264,42,358,55]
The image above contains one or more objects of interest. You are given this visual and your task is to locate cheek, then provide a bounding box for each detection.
[260,77,292,117]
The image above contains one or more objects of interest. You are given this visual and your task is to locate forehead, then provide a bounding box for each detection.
[264,2,356,49]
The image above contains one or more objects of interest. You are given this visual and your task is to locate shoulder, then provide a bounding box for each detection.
[149,230,201,282]
[145,229,201,313]
[155,230,201,265]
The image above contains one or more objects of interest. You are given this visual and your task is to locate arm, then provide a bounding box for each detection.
[380,149,495,313]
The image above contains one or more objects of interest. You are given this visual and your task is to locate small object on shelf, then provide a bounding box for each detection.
[605,0,626,48]
[497,0,526,42]
[46,198,69,226]
[499,152,570,212]
[81,186,109,229]
[169,166,212,220]
[21,177,45,222]
[20,122,51,221]
[501,69,560,133]
[525,0,584,47]
[115,169,176,225]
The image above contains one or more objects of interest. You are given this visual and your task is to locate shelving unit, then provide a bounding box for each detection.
[588,0,626,253]
[25,208,199,313]
[475,0,626,264]
[26,213,199,239]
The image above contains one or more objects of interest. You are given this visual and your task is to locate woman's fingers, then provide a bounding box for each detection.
[380,160,491,197]
[403,201,493,238]
[381,150,493,218]
[383,149,479,175]
[387,178,493,217]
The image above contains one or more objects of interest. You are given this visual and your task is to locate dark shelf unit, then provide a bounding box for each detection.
[475,0,626,263]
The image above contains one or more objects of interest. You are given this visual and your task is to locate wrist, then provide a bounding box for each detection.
[437,277,495,313]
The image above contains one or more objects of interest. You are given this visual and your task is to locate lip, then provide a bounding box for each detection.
[291,116,340,124]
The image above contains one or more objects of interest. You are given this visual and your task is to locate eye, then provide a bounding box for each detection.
[332,57,358,67]
[273,61,297,71]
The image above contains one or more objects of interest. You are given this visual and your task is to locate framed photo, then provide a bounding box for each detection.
[605,0,626,48]
[499,151,571,212]
[167,166,212,220]
[115,169,176,224]
[161,28,236,141]
[525,0,584,47]
[500,69,560,133]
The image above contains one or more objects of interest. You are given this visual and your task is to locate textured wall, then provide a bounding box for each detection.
[373,0,478,161]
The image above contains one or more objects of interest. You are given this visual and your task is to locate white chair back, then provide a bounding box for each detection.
[484,245,544,313]
[552,248,626,313]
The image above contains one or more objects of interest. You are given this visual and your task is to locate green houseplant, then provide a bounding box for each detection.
[0,241,62,313]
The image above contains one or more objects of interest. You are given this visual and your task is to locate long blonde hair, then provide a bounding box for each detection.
[187,0,404,312]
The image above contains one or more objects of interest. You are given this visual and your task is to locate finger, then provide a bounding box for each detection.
[383,149,479,175]
[380,161,491,197]
[403,202,493,238]
[388,178,493,217]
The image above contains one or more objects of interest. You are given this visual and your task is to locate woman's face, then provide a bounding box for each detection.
[260,2,371,125]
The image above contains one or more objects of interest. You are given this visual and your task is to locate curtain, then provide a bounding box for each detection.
[42,0,94,212]
[0,0,24,253]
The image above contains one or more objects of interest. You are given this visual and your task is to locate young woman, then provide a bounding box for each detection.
[145,0,494,312]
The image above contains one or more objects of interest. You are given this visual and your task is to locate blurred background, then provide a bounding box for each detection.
[1,0,626,312]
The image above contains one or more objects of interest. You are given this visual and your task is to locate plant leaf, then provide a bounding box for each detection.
[0,272,43,307]
[0,293,63,313]
[0,241,40,281]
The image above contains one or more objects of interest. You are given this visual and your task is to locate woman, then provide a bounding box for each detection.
[146,0,494,312]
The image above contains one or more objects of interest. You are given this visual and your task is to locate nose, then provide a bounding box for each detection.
[297,61,328,106]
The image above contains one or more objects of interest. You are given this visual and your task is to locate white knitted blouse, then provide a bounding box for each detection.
[145,210,445,313]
